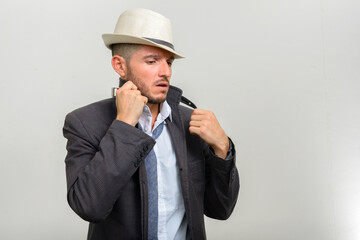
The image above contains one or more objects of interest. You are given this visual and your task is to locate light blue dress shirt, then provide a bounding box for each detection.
[139,101,187,240]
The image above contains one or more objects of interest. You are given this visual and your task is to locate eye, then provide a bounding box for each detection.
[167,61,173,67]
[146,60,156,64]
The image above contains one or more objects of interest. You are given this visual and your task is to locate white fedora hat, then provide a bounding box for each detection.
[102,8,184,58]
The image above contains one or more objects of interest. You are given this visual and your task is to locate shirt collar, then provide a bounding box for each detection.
[158,100,172,122]
[142,100,172,122]
[139,100,172,134]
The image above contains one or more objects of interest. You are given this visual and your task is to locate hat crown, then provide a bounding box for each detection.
[113,8,173,45]
[102,8,184,58]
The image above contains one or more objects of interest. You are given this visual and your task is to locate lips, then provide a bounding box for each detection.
[155,81,169,88]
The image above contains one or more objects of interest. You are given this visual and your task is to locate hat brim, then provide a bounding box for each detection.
[102,34,184,59]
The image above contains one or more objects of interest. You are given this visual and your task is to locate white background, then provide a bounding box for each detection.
[0,0,359,239]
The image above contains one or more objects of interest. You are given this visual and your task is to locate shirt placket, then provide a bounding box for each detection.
[157,123,167,239]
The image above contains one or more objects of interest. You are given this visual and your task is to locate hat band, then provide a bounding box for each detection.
[143,37,175,50]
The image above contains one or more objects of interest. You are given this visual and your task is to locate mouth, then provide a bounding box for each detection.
[155,81,169,88]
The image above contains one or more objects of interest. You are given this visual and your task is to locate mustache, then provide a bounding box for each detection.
[154,78,169,85]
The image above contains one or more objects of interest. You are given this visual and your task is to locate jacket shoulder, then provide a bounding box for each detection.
[64,98,116,142]
[66,98,115,121]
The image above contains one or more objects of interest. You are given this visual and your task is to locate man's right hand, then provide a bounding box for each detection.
[115,81,148,126]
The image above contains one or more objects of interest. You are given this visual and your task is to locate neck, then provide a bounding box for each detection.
[148,103,160,130]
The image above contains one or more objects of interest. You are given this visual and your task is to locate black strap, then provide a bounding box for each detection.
[180,96,197,109]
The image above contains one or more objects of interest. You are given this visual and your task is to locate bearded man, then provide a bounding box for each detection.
[63,8,239,240]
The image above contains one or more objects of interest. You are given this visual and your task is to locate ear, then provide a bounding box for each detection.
[111,55,127,78]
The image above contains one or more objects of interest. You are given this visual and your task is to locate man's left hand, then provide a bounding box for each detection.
[189,109,230,159]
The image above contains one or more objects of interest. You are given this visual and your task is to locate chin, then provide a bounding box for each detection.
[147,96,167,104]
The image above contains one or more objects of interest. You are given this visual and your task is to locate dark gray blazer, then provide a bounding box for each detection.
[63,84,239,240]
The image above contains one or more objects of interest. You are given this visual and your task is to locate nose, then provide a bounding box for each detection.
[159,59,171,78]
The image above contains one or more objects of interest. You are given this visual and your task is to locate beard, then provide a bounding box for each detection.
[126,68,168,104]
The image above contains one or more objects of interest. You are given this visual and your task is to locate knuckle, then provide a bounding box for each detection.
[200,126,207,134]
[117,88,124,95]
[203,121,209,127]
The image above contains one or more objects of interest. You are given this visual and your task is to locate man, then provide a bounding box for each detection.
[63,8,239,240]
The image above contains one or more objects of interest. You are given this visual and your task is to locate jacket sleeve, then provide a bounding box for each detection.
[63,112,155,222]
[203,138,240,220]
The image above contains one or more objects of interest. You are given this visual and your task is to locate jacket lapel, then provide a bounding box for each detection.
[165,86,194,235]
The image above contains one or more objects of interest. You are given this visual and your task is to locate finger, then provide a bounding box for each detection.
[189,120,202,127]
[190,114,208,121]
[133,90,142,96]
[141,96,148,105]
[136,95,148,105]
[122,81,138,90]
[192,108,208,115]
[191,109,213,119]
[123,89,141,98]
[189,126,201,136]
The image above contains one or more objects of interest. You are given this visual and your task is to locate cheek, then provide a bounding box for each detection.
[134,64,156,77]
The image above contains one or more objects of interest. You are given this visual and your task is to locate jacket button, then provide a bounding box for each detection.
[134,158,142,168]
[143,145,148,152]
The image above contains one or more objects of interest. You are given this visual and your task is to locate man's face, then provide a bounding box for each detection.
[125,45,174,104]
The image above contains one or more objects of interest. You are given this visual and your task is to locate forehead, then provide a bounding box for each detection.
[133,45,174,59]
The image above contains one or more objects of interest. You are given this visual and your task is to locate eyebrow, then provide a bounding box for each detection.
[142,54,175,61]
